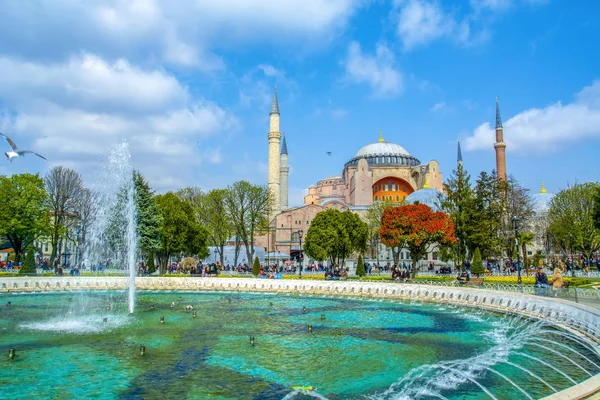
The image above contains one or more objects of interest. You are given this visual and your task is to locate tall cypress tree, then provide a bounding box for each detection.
[19,248,37,275]
[467,171,503,259]
[441,164,474,265]
[134,171,162,254]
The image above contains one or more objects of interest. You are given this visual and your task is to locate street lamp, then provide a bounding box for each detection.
[512,216,522,285]
[298,229,303,279]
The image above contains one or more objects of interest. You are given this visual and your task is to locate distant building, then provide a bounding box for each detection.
[256,88,444,264]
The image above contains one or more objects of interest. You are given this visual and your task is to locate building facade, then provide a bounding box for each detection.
[256,89,444,264]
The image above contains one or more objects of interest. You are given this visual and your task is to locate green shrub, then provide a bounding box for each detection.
[471,248,485,276]
[146,252,156,273]
[19,248,36,275]
[356,254,365,277]
[252,257,261,276]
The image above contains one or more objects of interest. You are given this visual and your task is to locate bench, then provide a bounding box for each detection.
[459,277,484,286]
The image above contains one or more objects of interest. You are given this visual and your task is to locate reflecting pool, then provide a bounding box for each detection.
[1,291,598,399]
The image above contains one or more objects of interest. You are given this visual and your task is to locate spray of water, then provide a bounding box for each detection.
[369,314,600,400]
[84,141,138,313]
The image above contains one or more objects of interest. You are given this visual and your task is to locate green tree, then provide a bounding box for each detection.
[304,209,368,267]
[252,256,261,276]
[466,171,503,259]
[19,247,37,275]
[225,181,272,264]
[154,192,209,273]
[366,199,402,264]
[470,248,485,276]
[134,171,162,254]
[44,166,83,268]
[441,163,473,265]
[0,174,50,263]
[356,254,365,277]
[518,231,534,272]
[146,251,156,274]
[180,188,233,266]
[498,176,534,258]
[548,182,600,261]
[594,185,600,230]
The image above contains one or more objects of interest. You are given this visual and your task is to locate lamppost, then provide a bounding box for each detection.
[512,216,522,286]
[298,229,303,279]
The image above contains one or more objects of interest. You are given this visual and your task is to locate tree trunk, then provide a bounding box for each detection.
[219,244,225,267]
[411,259,418,278]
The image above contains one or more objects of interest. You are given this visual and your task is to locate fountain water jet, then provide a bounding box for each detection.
[84,141,138,314]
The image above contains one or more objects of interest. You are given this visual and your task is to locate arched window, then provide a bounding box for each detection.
[396,196,400,201]
[374,195,378,201]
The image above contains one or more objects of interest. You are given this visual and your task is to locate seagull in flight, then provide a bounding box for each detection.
[326,151,332,156]
[1,132,47,161]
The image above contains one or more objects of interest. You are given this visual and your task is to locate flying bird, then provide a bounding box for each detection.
[326,151,332,156]
[1,132,47,161]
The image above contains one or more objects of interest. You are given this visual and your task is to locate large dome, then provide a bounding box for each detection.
[345,134,420,168]
[355,141,411,158]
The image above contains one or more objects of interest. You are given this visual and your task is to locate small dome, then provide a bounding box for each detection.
[405,188,445,211]
[355,141,411,158]
[532,182,554,215]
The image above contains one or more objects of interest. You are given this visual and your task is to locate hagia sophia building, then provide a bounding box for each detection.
[256,88,553,265]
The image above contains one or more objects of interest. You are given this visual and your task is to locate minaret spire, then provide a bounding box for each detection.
[495,96,503,129]
[270,86,280,115]
[379,130,384,142]
[493,96,507,181]
[268,87,282,214]
[457,137,463,167]
[279,132,289,211]
[280,133,288,155]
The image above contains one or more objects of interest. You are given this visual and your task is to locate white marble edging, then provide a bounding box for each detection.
[2,276,599,399]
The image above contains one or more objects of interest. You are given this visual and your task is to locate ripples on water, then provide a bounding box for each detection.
[0,291,598,400]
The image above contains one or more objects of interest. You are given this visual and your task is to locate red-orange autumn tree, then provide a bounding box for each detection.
[379,203,456,278]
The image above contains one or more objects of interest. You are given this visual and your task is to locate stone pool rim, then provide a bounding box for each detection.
[2,276,599,400]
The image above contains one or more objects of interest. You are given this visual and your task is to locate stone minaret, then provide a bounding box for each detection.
[268,87,281,214]
[494,96,507,181]
[457,137,463,167]
[279,134,289,211]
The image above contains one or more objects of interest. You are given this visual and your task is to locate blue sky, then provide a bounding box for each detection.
[0,0,599,206]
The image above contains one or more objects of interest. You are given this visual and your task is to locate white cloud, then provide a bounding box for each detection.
[0,54,238,191]
[464,80,600,153]
[343,41,403,97]
[257,64,281,78]
[470,0,513,12]
[0,53,188,114]
[392,0,506,50]
[332,108,349,119]
[430,102,447,112]
[395,0,456,49]
[238,64,297,109]
[0,0,364,68]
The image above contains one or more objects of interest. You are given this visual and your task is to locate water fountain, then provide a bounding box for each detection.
[84,141,138,314]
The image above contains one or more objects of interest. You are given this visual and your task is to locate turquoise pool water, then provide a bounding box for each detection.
[0,291,598,399]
